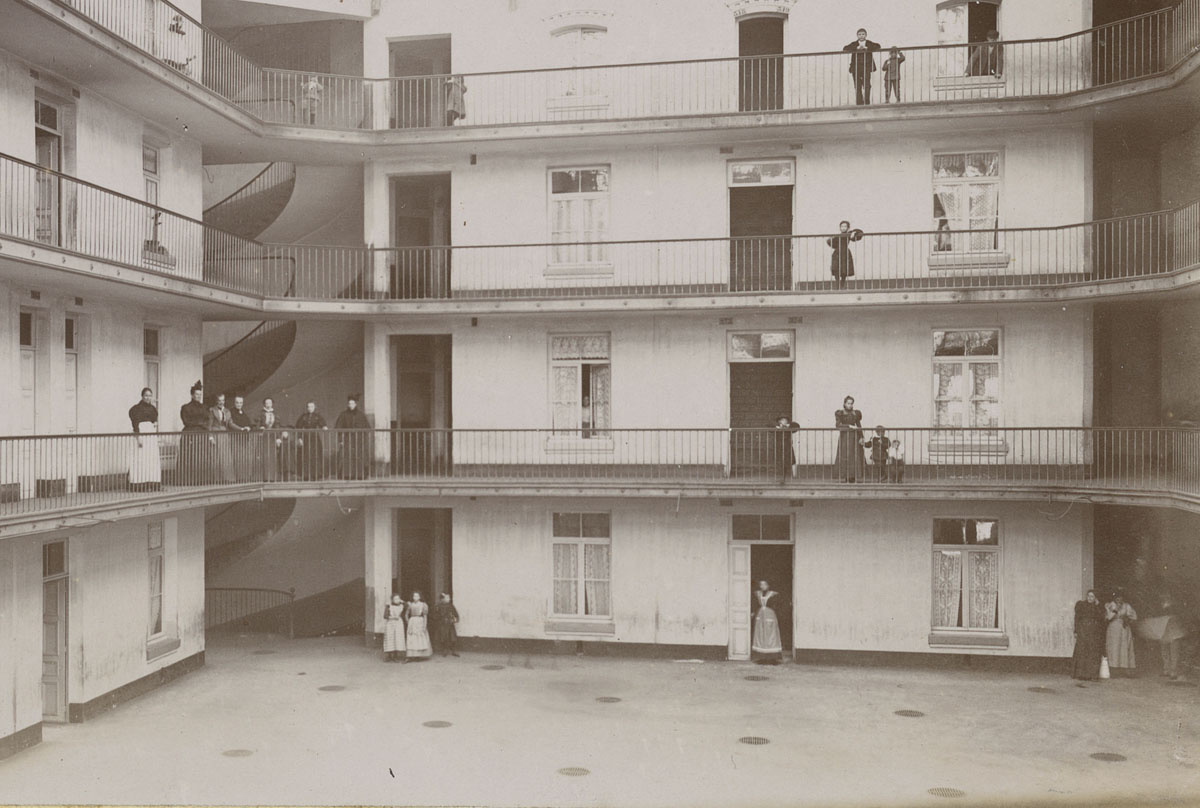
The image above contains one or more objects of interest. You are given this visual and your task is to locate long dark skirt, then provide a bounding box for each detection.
[1071,621,1105,680]
[179,428,212,484]
[834,429,865,481]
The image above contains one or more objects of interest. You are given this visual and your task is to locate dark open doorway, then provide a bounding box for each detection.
[729,361,793,477]
[738,16,784,111]
[389,35,451,128]
[393,508,452,605]
[393,334,452,474]
[391,174,451,299]
[751,543,793,657]
[730,185,793,291]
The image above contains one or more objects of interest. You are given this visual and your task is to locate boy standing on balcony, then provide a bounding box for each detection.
[887,438,906,482]
[881,47,905,102]
[863,425,891,482]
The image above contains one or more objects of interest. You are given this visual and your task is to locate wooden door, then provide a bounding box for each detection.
[729,186,793,291]
[728,543,751,660]
[738,17,784,111]
[42,577,68,721]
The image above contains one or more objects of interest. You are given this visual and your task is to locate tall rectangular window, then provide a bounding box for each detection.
[549,166,609,266]
[932,151,1001,252]
[932,518,1000,631]
[19,310,37,434]
[148,522,164,638]
[551,334,610,437]
[144,327,160,401]
[932,329,1000,429]
[63,316,79,433]
[552,512,611,617]
[34,99,63,245]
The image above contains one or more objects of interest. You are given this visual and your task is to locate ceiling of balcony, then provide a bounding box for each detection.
[202,0,373,27]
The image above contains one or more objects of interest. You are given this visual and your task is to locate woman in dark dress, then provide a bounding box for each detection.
[773,415,799,482]
[1071,589,1106,680]
[334,395,371,480]
[833,396,866,482]
[827,220,864,288]
[179,381,210,484]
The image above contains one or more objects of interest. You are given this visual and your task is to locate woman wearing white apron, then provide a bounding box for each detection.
[752,580,785,665]
[128,388,162,491]
[382,594,407,662]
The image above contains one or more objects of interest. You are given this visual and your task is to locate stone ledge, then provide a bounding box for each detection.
[0,722,42,761]
[68,650,204,723]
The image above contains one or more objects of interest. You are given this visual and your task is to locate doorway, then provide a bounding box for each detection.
[390,174,451,299]
[393,335,452,474]
[738,16,784,111]
[389,36,451,128]
[728,331,795,478]
[393,508,452,605]
[34,99,63,246]
[729,185,793,291]
[727,515,794,661]
[41,539,68,722]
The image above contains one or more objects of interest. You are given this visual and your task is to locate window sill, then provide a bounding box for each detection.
[933,75,1006,93]
[544,619,616,636]
[927,251,1010,271]
[544,262,614,279]
[146,635,181,662]
[545,437,614,453]
[927,438,1009,457]
[546,94,611,114]
[929,631,1009,649]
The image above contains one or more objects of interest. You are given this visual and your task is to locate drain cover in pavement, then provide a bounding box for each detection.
[423,720,452,728]
[1167,680,1197,687]
[222,749,254,757]
[318,685,345,692]
[744,675,769,682]
[252,650,276,655]
[1027,686,1056,693]
[1090,752,1127,762]
[738,736,770,745]
[481,664,505,671]
[558,767,590,777]
[595,696,622,703]
[894,710,925,718]
[928,787,965,798]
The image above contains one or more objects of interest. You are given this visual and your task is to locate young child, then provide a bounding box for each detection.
[887,438,905,482]
[432,592,460,657]
[862,425,891,482]
[881,47,905,102]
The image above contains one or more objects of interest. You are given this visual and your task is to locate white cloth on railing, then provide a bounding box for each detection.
[130,422,162,485]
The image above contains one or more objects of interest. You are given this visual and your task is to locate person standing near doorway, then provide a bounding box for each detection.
[752,580,785,665]
[128,387,162,491]
[294,401,328,480]
[207,393,235,484]
[300,75,323,125]
[335,394,371,480]
[843,28,881,105]
[229,395,253,482]
[827,220,864,288]
[383,594,406,663]
[406,592,433,661]
[432,593,460,657]
[1071,589,1106,681]
[1105,590,1138,677]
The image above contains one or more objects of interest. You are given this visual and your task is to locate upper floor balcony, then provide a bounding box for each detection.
[4,0,1199,156]
[1,426,1197,535]
[3,151,1198,313]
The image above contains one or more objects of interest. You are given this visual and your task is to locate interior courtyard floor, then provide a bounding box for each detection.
[1,635,1198,807]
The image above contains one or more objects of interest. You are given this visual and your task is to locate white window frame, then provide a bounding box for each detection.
[547,165,611,274]
[931,328,1002,438]
[930,517,1004,642]
[147,521,165,639]
[550,511,612,620]
[727,159,795,188]
[548,333,612,448]
[931,150,1004,259]
[730,513,793,542]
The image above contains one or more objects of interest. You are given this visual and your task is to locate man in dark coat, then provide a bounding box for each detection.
[843,28,881,105]
[294,401,328,480]
[334,394,372,480]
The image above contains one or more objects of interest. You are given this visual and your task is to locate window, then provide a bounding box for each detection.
[148,522,164,637]
[732,514,791,541]
[932,330,1000,430]
[34,99,63,245]
[936,1,1000,76]
[550,25,607,101]
[20,311,34,348]
[549,166,609,266]
[552,512,611,617]
[64,316,79,433]
[932,151,1001,252]
[144,327,160,402]
[932,518,1000,632]
[142,144,160,207]
[551,334,610,436]
[728,331,794,361]
[43,540,67,578]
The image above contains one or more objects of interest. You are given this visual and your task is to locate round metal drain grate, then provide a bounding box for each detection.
[1090,752,1127,762]
[927,787,965,798]
[422,720,452,728]
[318,685,346,692]
[252,650,276,655]
[222,749,254,757]
[595,696,622,703]
[738,736,770,745]
[1167,680,1197,687]
[557,767,590,777]
[481,664,505,671]
[297,672,306,676]
[1027,686,1056,693]
[744,675,770,682]
[894,710,925,718]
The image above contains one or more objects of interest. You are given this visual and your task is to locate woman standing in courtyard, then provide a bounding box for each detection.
[834,396,866,482]
[1071,589,1106,680]
[405,591,433,661]
[751,580,784,665]
[1105,590,1138,676]
[382,593,406,662]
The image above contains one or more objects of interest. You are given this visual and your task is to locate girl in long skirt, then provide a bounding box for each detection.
[382,594,406,662]
[405,592,433,661]
[834,396,866,482]
[752,580,784,665]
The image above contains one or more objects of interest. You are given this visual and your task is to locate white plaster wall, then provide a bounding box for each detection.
[0,50,35,162]
[0,536,43,741]
[792,499,1088,656]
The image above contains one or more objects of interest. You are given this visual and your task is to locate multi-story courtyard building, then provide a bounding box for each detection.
[0,0,1198,760]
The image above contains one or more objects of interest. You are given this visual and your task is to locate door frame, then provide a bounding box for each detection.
[41,538,69,722]
[728,516,795,661]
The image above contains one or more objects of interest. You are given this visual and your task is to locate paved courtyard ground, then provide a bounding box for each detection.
[1,636,1198,807]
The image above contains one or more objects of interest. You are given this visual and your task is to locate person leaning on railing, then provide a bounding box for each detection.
[254,398,289,482]
[967,30,1004,78]
[335,394,371,480]
[180,381,211,485]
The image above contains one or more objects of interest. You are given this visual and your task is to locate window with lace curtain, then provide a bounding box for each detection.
[550,334,610,437]
[932,151,1001,253]
[549,166,610,267]
[931,518,1001,634]
[551,512,611,618]
[932,329,1000,431]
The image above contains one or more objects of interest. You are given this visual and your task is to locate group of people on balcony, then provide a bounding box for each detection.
[126,383,375,488]
[844,26,1002,106]
[772,396,905,484]
[1072,581,1192,682]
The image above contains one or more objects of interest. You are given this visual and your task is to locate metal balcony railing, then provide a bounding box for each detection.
[50,0,1200,129]
[205,586,295,638]
[1,428,1196,520]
